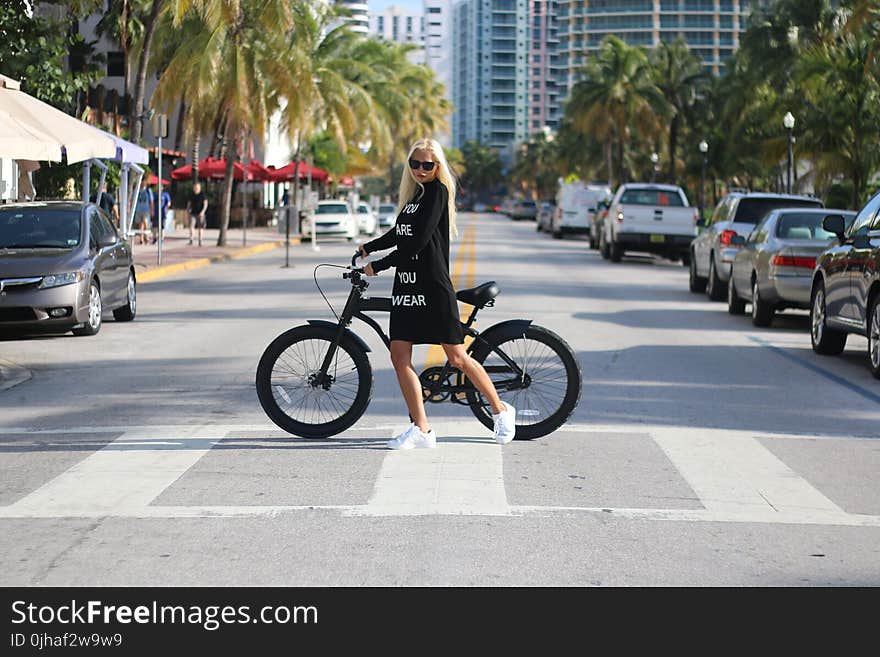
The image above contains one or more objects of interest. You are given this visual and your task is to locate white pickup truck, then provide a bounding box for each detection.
[599,183,699,264]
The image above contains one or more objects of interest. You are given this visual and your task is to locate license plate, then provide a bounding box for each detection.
[650,234,665,243]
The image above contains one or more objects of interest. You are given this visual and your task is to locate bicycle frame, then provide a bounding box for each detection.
[309,268,528,402]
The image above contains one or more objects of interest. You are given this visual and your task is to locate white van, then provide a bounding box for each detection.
[551,181,612,240]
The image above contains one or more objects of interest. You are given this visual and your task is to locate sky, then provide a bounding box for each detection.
[369,1,424,12]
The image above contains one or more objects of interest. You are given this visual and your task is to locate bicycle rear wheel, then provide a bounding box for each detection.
[467,325,581,440]
[256,325,372,438]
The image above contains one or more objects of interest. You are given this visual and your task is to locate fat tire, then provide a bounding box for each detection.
[466,325,581,440]
[256,325,373,438]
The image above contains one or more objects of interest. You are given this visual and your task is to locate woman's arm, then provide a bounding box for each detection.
[362,225,398,254]
[371,184,446,274]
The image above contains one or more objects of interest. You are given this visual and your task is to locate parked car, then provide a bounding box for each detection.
[508,199,538,221]
[499,198,516,216]
[472,201,489,213]
[0,201,136,336]
[376,203,397,230]
[727,207,856,325]
[536,201,555,232]
[690,192,824,300]
[810,190,880,378]
[355,202,378,236]
[599,183,697,262]
[301,200,357,242]
[551,182,611,241]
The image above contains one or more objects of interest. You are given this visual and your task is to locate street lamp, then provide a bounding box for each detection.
[699,140,708,224]
[650,152,659,183]
[783,111,795,194]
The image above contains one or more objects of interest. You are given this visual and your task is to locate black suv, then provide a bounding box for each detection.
[810,189,880,378]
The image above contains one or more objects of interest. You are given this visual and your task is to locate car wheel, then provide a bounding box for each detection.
[727,273,746,315]
[680,252,690,267]
[609,241,622,262]
[706,256,726,301]
[113,271,137,321]
[72,280,102,336]
[599,233,610,259]
[689,253,707,293]
[868,294,880,379]
[810,282,847,355]
[750,278,774,327]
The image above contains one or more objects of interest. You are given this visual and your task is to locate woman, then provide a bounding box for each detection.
[357,138,516,450]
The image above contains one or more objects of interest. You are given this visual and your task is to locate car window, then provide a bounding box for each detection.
[708,198,731,226]
[88,207,109,248]
[96,210,117,240]
[316,204,348,214]
[618,189,684,207]
[0,206,82,248]
[732,197,823,224]
[378,205,395,213]
[748,214,773,243]
[775,212,853,240]
[357,205,370,214]
[848,191,880,236]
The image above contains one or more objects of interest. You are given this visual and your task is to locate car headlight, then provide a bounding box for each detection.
[39,271,84,289]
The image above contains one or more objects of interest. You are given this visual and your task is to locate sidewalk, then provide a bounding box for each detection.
[131,225,298,283]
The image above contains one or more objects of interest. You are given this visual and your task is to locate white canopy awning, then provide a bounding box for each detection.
[0,73,116,164]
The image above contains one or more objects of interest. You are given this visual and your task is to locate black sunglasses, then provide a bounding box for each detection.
[408,159,436,171]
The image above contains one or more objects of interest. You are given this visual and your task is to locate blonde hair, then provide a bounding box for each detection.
[396,138,458,238]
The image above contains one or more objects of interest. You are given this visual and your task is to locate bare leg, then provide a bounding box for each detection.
[390,340,430,432]
[442,343,505,415]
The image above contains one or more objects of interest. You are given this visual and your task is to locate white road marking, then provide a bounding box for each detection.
[652,428,845,519]
[5,425,228,516]
[0,422,877,526]
[352,423,510,516]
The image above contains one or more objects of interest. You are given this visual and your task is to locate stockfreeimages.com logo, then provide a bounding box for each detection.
[11,599,317,632]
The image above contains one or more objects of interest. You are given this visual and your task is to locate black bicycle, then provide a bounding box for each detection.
[255,254,582,440]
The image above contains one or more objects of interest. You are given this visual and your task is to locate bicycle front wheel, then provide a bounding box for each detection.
[467,325,581,440]
[255,325,373,438]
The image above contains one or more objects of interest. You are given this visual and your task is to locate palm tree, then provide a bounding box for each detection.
[649,38,708,182]
[509,131,559,200]
[565,36,663,188]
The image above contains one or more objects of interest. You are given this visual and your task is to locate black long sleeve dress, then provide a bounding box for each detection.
[364,179,464,345]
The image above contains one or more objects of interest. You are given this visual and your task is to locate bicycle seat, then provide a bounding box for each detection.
[456,281,499,308]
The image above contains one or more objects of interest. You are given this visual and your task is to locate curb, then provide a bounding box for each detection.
[0,359,32,392]
[136,239,295,283]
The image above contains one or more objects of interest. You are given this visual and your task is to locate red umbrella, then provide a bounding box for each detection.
[170,157,254,181]
[145,173,170,185]
[264,161,329,183]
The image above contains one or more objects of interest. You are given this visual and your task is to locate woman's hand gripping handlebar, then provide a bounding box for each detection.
[351,248,376,277]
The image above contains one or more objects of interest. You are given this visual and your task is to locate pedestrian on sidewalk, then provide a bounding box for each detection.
[152,184,172,244]
[134,180,153,245]
[91,181,120,229]
[356,137,516,450]
[186,182,208,246]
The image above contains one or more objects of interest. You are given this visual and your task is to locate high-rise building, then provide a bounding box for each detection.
[452,0,529,164]
[555,0,751,100]
[369,4,425,50]
[423,0,454,146]
[529,1,562,135]
[337,1,370,35]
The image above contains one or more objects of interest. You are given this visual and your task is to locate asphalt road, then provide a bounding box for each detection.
[1,211,878,586]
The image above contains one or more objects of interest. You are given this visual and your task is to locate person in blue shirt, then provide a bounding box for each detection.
[152,185,172,244]
[134,180,154,245]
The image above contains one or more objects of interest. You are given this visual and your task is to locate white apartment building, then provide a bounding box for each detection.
[368,4,426,58]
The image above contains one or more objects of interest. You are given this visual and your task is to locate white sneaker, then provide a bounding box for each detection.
[387,423,437,450]
[492,402,516,444]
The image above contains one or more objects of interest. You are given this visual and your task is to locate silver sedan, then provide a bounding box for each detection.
[727,207,856,326]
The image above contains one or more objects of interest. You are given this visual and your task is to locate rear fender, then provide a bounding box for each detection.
[306,319,371,353]
[468,319,533,359]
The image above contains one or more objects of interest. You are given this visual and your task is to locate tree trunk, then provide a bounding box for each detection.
[131,0,164,143]
[218,126,237,247]
[667,115,679,182]
[174,100,187,152]
[191,134,200,182]
[605,138,614,189]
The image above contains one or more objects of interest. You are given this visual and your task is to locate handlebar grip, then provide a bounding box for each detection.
[351,251,361,268]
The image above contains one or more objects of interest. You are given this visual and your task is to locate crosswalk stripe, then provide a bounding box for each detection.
[6,425,228,516]
[0,422,876,526]
[652,428,844,518]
